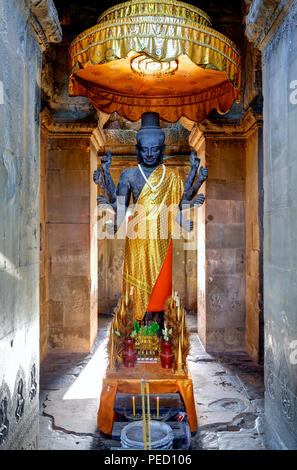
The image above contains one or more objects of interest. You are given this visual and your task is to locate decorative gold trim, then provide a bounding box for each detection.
[97,0,212,27]
[70,19,239,57]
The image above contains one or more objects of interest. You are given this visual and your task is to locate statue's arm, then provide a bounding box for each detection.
[186,167,208,200]
[93,150,117,204]
[97,194,117,212]
[183,151,200,195]
[176,151,208,231]
[93,167,108,194]
[112,170,131,234]
[95,169,131,235]
[101,151,117,203]
[183,167,208,202]
[176,209,193,232]
[180,152,208,206]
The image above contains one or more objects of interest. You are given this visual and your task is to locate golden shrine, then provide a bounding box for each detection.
[68,0,242,445]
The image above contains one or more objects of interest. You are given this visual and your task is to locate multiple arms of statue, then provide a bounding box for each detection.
[176,151,208,231]
[93,149,208,234]
[181,151,208,207]
[93,150,117,205]
[93,152,131,235]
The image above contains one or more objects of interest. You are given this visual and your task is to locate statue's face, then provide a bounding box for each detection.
[136,131,165,167]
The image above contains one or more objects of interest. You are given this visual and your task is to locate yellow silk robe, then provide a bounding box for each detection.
[122,165,184,320]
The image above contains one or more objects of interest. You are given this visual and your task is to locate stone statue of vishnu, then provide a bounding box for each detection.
[93,112,208,328]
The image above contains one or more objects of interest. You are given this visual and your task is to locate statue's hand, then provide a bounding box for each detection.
[198,166,208,183]
[97,194,113,210]
[190,151,200,170]
[101,150,112,171]
[182,219,194,232]
[106,221,116,236]
[193,194,205,207]
[93,168,104,185]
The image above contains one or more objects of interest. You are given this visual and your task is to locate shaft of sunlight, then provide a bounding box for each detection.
[62,338,108,400]
[0,252,21,280]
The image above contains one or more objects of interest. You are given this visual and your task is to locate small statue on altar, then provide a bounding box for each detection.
[94,112,208,330]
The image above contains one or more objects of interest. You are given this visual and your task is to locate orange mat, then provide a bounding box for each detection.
[97,362,197,434]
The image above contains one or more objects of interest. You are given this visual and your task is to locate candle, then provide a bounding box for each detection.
[157,396,159,417]
[125,285,129,306]
[110,325,114,370]
[132,396,135,417]
[146,381,151,450]
[141,379,147,450]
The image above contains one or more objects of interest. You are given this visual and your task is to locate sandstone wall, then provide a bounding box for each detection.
[40,132,49,362]
[0,0,61,450]
[205,138,246,351]
[247,0,297,449]
[191,116,262,354]
[245,126,264,363]
[46,136,98,352]
[262,1,297,450]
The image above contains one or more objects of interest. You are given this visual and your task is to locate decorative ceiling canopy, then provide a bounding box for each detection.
[68,0,242,123]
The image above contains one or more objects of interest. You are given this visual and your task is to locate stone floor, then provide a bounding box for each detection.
[39,314,266,450]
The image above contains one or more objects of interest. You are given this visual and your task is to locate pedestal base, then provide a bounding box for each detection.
[97,362,197,434]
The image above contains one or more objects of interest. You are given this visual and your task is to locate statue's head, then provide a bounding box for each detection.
[136,112,165,167]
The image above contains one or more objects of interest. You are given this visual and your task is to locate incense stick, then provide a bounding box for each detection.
[141,379,147,450]
[146,381,151,450]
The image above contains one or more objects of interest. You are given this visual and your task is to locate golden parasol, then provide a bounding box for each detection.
[68,0,242,122]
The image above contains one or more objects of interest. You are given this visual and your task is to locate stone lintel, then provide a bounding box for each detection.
[189,125,205,149]
[27,0,62,51]
[189,108,263,143]
[40,108,98,138]
[91,128,106,155]
[246,0,295,50]
[179,116,196,132]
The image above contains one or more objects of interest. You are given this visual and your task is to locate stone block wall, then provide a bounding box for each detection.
[46,136,98,352]
[245,125,263,363]
[205,138,246,351]
[261,1,297,450]
[190,118,262,353]
[40,132,49,362]
[246,0,297,449]
[0,0,61,450]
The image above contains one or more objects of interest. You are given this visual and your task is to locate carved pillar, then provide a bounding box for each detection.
[41,109,100,352]
[190,111,263,354]
[244,111,264,364]
[191,122,246,352]
[90,128,105,342]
